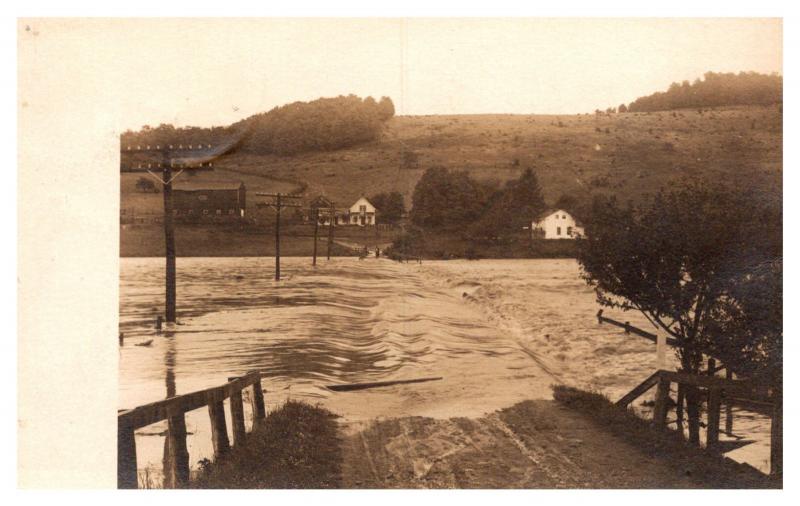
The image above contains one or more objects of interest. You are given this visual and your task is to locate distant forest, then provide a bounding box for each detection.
[120,94,395,156]
[624,71,782,113]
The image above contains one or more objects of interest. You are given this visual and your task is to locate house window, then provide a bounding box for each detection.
[203,209,209,215]
[360,205,366,213]
[567,226,573,236]
[557,226,561,236]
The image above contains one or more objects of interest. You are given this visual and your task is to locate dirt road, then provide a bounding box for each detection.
[341,400,740,488]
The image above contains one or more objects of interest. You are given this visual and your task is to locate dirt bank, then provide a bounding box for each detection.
[340,399,775,488]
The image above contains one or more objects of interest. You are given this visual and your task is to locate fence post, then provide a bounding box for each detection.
[725,369,734,436]
[771,378,782,478]
[117,418,138,489]
[707,387,722,451]
[207,391,230,459]
[653,376,670,429]
[163,407,190,488]
[230,388,247,446]
[251,376,266,426]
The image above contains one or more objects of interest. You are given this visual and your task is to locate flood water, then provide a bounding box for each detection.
[120,257,772,485]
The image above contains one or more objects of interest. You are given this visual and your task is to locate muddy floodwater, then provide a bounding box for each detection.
[120,257,772,484]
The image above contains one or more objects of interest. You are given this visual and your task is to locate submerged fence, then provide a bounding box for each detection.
[617,369,781,478]
[117,371,265,489]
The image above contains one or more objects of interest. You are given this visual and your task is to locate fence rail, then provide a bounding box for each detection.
[617,368,781,478]
[118,371,265,489]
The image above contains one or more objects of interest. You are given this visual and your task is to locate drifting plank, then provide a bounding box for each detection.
[326,376,443,392]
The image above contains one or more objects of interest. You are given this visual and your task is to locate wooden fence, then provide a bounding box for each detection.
[117,371,266,489]
[617,369,781,478]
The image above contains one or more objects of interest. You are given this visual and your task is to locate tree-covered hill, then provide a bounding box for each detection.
[626,71,781,113]
[120,94,395,156]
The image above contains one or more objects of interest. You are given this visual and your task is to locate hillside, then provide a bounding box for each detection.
[204,104,782,211]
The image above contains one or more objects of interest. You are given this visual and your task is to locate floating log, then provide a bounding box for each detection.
[326,376,443,392]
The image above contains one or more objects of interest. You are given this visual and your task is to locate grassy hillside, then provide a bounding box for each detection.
[120,105,781,257]
[206,104,781,210]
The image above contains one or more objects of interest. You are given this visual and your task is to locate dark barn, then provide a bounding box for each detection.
[172,181,246,222]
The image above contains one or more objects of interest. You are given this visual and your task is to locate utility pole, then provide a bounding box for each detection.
[121,144,214,323]
[256,192,302,280]
[312,207,319,266]
[326,202,335,260]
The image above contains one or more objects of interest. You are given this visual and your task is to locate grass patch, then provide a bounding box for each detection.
[551,385,779,489]
[188,400,342,489]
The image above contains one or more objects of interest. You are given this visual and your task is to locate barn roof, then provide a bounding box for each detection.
[173,181,244,191]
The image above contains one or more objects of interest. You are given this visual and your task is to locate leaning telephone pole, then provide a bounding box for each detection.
[121,144,215,322]
[256,192,302,280]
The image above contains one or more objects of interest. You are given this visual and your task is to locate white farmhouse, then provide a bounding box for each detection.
[532,209,584,239]
[348,197,377,226]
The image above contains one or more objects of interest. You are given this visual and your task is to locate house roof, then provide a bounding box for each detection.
[534,208,584,226]
[534,208,561,222]
[173,181,244,191]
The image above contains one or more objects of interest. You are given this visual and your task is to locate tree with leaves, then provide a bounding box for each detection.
[410,167,489,229]
[471,168,546,238]
[370,191,405,224]
[577,182,781,444]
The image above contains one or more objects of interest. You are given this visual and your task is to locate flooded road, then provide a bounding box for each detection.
[120,257,771,483]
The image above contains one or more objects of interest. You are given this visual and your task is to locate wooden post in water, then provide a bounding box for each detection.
[230,389,247,446]
[707,387,722,451]
[117,418,138,489]
[653,376,670,429]
[251,376,266,426]
[207,391,230,458]
[163,407,190,488]
[725,369,734,436]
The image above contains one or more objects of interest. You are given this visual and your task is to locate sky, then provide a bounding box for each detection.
[19,18,783,131]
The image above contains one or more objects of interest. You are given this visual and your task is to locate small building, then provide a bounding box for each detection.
[348,197,377,226]
[308,196,378,226]
[172,181,246,221]
[532,209,584,239]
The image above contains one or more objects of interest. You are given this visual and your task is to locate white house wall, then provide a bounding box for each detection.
[534,210,583,239]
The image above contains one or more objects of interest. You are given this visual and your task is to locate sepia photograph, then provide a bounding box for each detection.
[14,9,788,494]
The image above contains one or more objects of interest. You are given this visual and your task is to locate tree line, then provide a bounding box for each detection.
[120,95,395,156]
[622,71,782,113]
[409,166,551,239]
